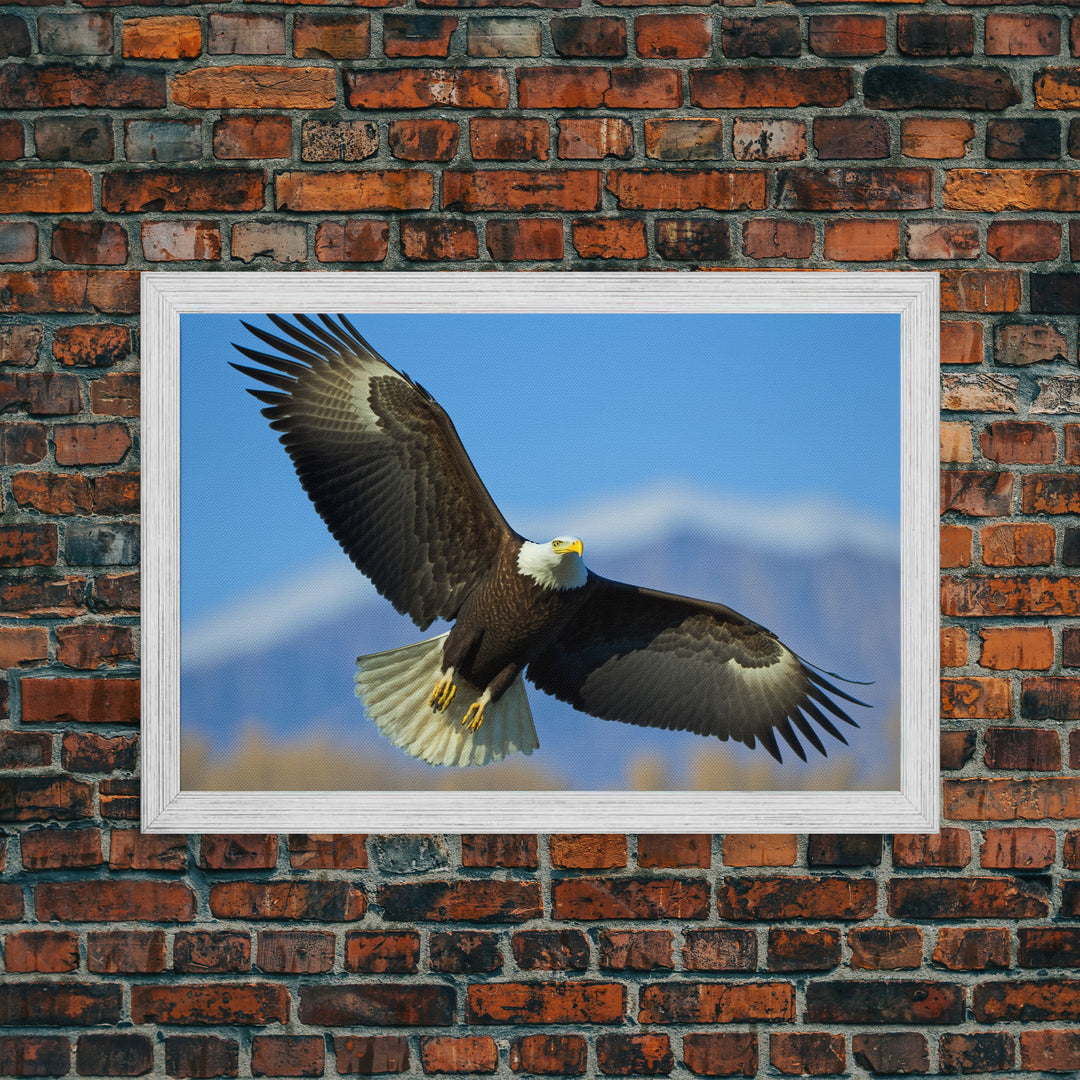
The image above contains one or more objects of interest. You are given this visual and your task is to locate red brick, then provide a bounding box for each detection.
[637,834,710,868]
[52,324,131,368]
[742,220,814,260]
[806,981,964,1026]
[718,877,875,920]
[0,525,56,568]
[854,1035,931,1078]
[0,774,91,821]
[980,420,1056,463]
[512,930,589,971]
[0,271,140,316]
[932,927,1009,971]
[421,1037,497,1075]
[722,835,798,866]
[468,982,625,1025]
[815,116,889,159]
[637,14,710,58]
[171,65,333,109]
[808,15,886,57]
[288,834,368,869]
[941,626,967,667]
[388,118,459,161]
[942,323,983,368]
[200,834,277,870]
[205,12,283,55]
[1023,474,1080,515]
[257,931,335,974]
[300,984,455,1027]
[0,371,82,414]
[944,372,1017,412]
[62,730,135,774]
[4,930,78,973]
[902,118,975,159]
[848,927,923,969]
[898,14,974,57]
[103,170,264,213]
[975,979,1080,1023]
[165,1036,239,1079]
[429,931,502,973]
[132,984,289,1026]
[941,470,1014,515]
[0,984,121,1027]
[939,525,970,567]
[986,13,1060,55]
[53,422,131,466]
[251,1037,323,1079]
[907,220,979,260]
[682,929,756,971]
[378,880,538,922]
[945,729,978,767]
[0,625,47,668]
[123,16,201,59]
[690,68,851,108]
[767,928,841,972]
[213,115,292,160]
[893,829,971,868]
[995,324,1069,367]
[56,624,134,668]
[572,218,647,260]
[557,117,632,160]
[645,119,724,161]
[0,223,36,263]
[553,878,708,920]
[0,64,164,110]
[979,629,1054,675]
[278,171,432,212]
[944,169,1080,213]
[552,17,626,57]
[732,119,806,162]
[1021,1030,1080,1072]
[940,676,1011,719]
[981,523,1056,567]
[509,1035,586,1076]
[0,730,52,769]
[682,1034,757,1078]
[141,220,222,262]
[486,219,563,261]
[467,18,542,58]
[0,323,43,367]
[314,220,389,263]
[639,983,794,1025]
[939,1032,1014,1073]
[346,932,420,973]
[988,220,1061,263]
[89,374,139,418]
[36,879,192,923]
[302,119,378,163]
[383,15,454,57]
[0,119,22,162]
[596,1035,671,1077]
[518,67,679,109]
[174,931,252,974]
[823,219,898,261]
[0,1036,70,1077]
[769,1033,845,1077]
[945,776,1080,819]
[333,1036,409,1076]
[655,218,730,262]
[981,827,1055,869]
[21,827,102,870]
[346,68,509,109]
[607,170,764,211]
[776,168,932,211]
[210,881,366,921]
[470,117,548,161]
[294,13,369,59]
[598,930,673,972]
[1036,68,1080,109]
[444,169,599,212]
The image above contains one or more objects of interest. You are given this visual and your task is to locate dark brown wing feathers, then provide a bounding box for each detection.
[526,577,864,764]
[231,315,515,630]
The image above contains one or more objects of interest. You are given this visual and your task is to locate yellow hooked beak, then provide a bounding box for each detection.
[553,538,583,556]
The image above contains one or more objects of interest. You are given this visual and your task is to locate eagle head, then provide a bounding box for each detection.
[518,537,588,592]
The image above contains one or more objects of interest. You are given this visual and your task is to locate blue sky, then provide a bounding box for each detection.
[180,311,900,627]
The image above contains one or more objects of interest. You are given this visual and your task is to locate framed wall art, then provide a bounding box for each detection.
[142,271,939,833]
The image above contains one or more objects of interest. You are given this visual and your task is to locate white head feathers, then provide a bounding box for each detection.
[517,537,588,592]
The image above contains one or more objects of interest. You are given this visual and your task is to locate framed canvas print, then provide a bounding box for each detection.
[142,271,939,833]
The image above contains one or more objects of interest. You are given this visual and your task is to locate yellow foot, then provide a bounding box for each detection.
[429,669,456,712]
[462,701,485,732]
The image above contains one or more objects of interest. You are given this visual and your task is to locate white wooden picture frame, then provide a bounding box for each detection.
[142,271,939,833]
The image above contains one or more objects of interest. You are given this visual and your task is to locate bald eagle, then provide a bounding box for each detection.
[231,314,866,769]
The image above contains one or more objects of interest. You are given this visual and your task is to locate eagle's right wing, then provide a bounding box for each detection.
[232,314,517,630]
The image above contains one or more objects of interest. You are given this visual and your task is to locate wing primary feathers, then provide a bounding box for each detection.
[757,727,784,764]
[228,362,296,393]
[806,674,864,723]
[288,313,353,356]
[807,668,872,707]
[334,314,385,360]
[790,708,827,757]
[775,718,808,762]
[231,343,309,379]
[241,320,330,365]
[800,699,850,746]
[263,314,338,360]
[313,314,374,358]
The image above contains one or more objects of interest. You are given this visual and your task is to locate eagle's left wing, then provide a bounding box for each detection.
[526,577,865,763]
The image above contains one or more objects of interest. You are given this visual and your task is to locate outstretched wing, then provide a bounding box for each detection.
[231,314,516,630]
[526,577,866,763]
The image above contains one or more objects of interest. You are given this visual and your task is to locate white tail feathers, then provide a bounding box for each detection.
[355,633,539,767]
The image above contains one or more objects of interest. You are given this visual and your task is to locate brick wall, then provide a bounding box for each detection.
[2,0,1080,1075]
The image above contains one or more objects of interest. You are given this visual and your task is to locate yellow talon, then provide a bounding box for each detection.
[429,672,456,712]
[462,701,485,732]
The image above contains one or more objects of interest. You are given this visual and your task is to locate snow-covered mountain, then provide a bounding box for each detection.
[181,484,901,792]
